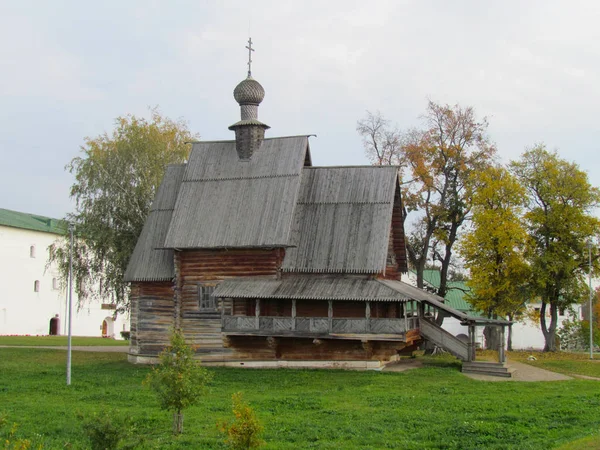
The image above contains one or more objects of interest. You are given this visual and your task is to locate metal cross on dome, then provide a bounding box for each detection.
[246,37,254,77]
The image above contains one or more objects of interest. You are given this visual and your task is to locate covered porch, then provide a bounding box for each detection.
[214,276,421,342]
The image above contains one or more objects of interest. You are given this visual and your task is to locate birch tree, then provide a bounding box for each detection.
[49,109,195,309]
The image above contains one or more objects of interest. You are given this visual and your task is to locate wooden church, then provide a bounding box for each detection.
[125,42,509,372]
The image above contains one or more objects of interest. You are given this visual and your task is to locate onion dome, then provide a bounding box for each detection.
[233,76,265,105]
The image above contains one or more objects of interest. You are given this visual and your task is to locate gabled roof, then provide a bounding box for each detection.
[163,136,310,249]
[0,208,66,235]
[282,166,399,273]
[124,164,185,282]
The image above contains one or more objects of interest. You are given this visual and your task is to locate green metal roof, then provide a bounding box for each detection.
[0,208,67,235]
[414,269,475,313]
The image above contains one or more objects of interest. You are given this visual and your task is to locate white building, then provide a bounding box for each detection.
[0,208,129,338]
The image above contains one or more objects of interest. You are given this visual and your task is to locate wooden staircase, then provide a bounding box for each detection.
[462,361,515,378]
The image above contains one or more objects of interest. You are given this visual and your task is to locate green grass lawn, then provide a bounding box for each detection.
[0,335,128,346]
[1,349,599,449]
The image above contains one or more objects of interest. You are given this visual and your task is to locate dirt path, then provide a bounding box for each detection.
[462,361,572,382]
[0,345,128,353]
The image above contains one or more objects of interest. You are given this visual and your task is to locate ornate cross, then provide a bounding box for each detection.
[246,37,254,77]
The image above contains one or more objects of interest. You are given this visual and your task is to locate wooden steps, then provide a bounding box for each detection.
[462,361,515,378]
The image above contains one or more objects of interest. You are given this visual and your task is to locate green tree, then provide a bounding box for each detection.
[511,145,600,351]
[144,328,213,434]
[458,166,530,350]
[49,110,195,309]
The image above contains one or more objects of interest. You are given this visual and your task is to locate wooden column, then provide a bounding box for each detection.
[291,299,296,331]
[403,302,408,331]
[470,325,477,362]
[499,325,506,363]
[328,300,333,333]
[255,299,260,330]
[365,302,371,332]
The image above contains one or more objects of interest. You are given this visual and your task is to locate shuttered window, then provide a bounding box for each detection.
[198,284,217,311]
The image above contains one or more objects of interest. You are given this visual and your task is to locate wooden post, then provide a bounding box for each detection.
[419,301,425,319]
[365,302,371,332]
[403,302,408,332]
[255,299,260,330]
[220,298,225,328]
[470,325,477,362]
[328,300,333,333]
[291,299,296,331]
[499,325,506,363]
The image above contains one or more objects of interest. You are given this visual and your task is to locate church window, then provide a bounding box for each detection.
[52,278,58,290]
[30,245,36,258]
[198,284,217,311]
[34,280,40,292]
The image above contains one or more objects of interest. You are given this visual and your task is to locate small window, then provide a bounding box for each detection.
[34,280,40,292]
[559,307,566,316]
[30,245,36,258]
[198,284,216,311]
[48,245,55,259]
[52,278,58,290]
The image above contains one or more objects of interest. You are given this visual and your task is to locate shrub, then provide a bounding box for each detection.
[0,414,45,450]
[144,328,213,434]
[78,410,133,450]
[218,392,264,449]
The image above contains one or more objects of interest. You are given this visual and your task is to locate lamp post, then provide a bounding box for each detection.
[66,223,74,385]
[588,240,594,360]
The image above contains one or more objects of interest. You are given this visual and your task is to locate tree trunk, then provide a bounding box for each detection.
[173,410,184,434]
[507,320,513,352]
[483,326,500,350]
[540,302,559,351]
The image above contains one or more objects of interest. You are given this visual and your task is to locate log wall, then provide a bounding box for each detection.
[175,249,284,362]
[129,281,175,357]
[384,185,407,279]
[225,336,407,361]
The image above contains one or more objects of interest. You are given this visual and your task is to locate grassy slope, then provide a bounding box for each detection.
[0,336,128,346]
[1,349,599,449]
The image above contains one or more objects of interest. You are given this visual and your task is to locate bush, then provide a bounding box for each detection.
[120,331,131,340]
[558,318,588,350]
[78,410,134,450]
[0,414,45,449]
[218,392,264,449]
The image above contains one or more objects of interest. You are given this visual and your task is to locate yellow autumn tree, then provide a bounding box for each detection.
[458,166,531,350]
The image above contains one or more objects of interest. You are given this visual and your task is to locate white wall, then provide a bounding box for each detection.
[0,225,129,338]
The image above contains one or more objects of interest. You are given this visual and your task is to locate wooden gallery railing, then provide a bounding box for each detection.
[221,300,419,336]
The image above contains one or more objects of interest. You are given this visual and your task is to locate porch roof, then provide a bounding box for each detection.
[213,277,411,302]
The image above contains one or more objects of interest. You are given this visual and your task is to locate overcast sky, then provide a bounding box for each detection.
[1,0,599,219]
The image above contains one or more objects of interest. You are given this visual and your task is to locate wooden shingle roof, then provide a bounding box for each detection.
[163,136,310,249]
[124,164,185,282]
[213,276,410,302]
[282,166,399,274]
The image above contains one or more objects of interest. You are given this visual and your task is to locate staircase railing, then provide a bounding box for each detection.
[419,318,469,361]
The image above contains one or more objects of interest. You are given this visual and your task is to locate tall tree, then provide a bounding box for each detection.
[50,110,195,309]
[358,102,496,301]
[356,110,404,166]
[511,145,600,351]
[458,166,530,350]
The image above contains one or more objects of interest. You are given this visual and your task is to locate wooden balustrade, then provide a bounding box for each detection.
[222,314,419,336]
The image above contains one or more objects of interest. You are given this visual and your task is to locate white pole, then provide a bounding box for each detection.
[67,223,74,385]
[589,240,594,360]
